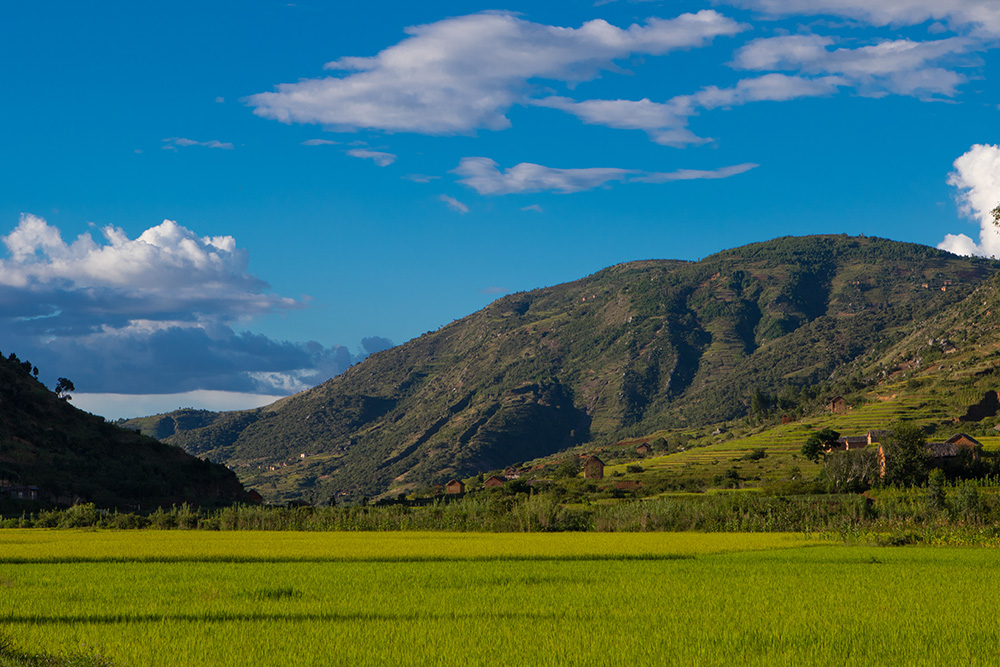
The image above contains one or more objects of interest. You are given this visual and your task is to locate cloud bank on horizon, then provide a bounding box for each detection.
[0,215,391,399]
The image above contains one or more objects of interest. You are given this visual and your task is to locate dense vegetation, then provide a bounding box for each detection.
[0,352,245,512]
[123,235,1000,502]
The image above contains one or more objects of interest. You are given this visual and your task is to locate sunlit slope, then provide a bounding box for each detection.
[125,235,1000,501]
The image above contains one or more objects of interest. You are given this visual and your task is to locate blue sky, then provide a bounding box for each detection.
[3,0,1000,419]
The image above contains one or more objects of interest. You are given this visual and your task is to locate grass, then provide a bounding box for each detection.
[3,531,1000,665]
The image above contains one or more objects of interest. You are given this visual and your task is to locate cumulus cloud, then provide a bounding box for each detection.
[453,157,757,194]
[733,34,972,98]
[439,194,469,213]
[246,10,746,135]
[938,144,1000,257]
[346,148,396,166]
[0,215,293,332]
[536,73,840,146]
[162,137,234,150]
[0,215,389,399]
[718,0,1000,37]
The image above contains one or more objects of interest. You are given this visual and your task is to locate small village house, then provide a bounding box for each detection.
[584,456,604,480]
[636,443,651,456]
[445,479,465,494]
[483,475,505,488]
[828,396,847,414]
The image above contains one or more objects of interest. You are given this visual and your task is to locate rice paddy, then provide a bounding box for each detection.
[2,531,999,666]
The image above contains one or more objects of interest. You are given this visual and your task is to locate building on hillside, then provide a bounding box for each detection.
[3,485,38,501]
[877,433,983,478]
[483,476,505,488]
[445,479,465,494]
[782,414,793,425]
[866,430,889,445]
[945,433,983,459]
[636,443,652,456]
[244,489,264,505]
[503,466,522,480]
[828,396,847,414]
[835,436,869,450]
[584,456,605,480]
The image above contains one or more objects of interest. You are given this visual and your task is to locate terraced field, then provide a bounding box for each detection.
[606,386,977,487]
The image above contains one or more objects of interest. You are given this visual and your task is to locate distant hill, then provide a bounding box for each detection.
[124,235,1000,502]
[0,351,245,512]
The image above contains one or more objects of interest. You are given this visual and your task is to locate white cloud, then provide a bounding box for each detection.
[733,34,971,98]
[533,96,704,147]
[631,163,760,183]
[0,215,297,328]
[346,149,397,166]
[719,0,1000,37]
[246,10,746,135]
[454,158,633,194]
[439,195,469,213]
[537,73,840,146]
[301,138,339,146]
[938,144,1000,257]
[215,96,225,104]
[162,137,234,150]
[402,174,440,183]
[522,204,544,213]
[453,157,757,194]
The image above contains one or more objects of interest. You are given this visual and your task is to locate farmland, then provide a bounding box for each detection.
[3,532,1000,665]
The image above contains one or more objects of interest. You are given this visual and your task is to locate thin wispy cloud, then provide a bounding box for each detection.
[403,174,440,183]
[347,148,396,166]
[439,194,469,213]
[522,204,544,213]
[454,158,757,194]
[536,73,840,146]
[301,138,339,146]
[732,34,972,99]
[719,0,1000,37]
[161,137,234,151]
[247,11,746,135]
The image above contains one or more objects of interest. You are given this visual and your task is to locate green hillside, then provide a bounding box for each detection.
[0,351,246,513]
[124,235,1000,502]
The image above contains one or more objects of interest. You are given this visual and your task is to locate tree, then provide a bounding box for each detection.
[55,377,75,400]
[881,421,929,487]
[992,203,1000,225]
[554,457,580,479]
[801,428,840,463]
[926,468,947,511]
[823,449,878,493]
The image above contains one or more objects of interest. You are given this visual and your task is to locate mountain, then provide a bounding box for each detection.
[123,235,1000,502]
[0,350,245,511]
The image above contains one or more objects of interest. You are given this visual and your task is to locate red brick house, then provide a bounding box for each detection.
[483,475,505,488]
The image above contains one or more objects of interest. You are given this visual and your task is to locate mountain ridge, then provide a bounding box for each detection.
[123,234,1000,502]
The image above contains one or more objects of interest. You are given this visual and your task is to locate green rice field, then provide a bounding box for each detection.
[2,531,999,666]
